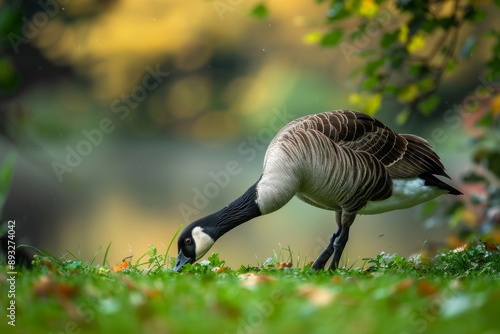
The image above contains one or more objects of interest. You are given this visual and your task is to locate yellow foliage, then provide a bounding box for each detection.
[349,93,381,115]
[303,31,323,45]
[398,25,426,53]
[365,93,381,115]
[398,25,409,44]
[408,33,426,53]
[359,0,379,18]
[348,93,362,104]
[398,84,420,102]
[490,94,500,117]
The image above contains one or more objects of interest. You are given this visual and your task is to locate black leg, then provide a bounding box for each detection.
[311,212,342,270]
[328,211,356,270]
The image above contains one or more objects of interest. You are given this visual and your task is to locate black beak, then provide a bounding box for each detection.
[173,251,194,272]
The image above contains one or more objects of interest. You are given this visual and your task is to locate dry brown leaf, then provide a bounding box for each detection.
[297,284,336,307]
[483,241,499,251]
[33,275,77,298]
[40,259,57,273]
[238,273,275,288]
[112,257,132,273]
[417,279,440,297]
[33,275,54,297]
[119,276,137,290]
[392,278,415,293]
[212,266,229,273]
[144,288,162,300]
[276,262,293,269]
[331,277,343,284]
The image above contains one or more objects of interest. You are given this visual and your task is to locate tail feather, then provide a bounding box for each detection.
[418,172,462,195]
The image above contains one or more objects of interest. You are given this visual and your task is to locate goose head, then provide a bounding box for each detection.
[173,223,216,271]
[173,181,263,272]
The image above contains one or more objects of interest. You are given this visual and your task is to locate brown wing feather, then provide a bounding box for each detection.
[288,110,449,180]
[386,134,449,179]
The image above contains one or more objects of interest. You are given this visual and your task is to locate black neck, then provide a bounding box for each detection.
[200,182,262,240]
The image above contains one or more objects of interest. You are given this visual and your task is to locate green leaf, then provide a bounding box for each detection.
[396,108,410,125]
[250,3,268,19]
[383,84,399,94]
[409,64,429,77]
[0,153,16,214]
[320,28,344,47]
[388,47,407,69]
[477,112,493,127]
[361,75,379,90]
[462,171,488,184]
[446,59,457,73]
[0,56,19,92]
[380,30,399,49]
[418,95,440,115]
[464,7,487,22]
[433,18,455,30]
[486,151,500,179]
[365,57,385,76]
[327,2,349,22]
[417,76,435,91]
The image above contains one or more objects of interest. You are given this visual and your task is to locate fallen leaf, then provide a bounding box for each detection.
[331,277,343,284]
[33,275,54,297]
[417,279,440,297]
[112,256,132,273]
[392,278,415,294]
[33,275,77,298]
[144,288,162,300]
[276,262,293,269]
[297,284,336,307]
[40,258,57,273]
[212,266,229,273]
[119,276,137,290]
[482,241,499,251]
[238,273,275,288]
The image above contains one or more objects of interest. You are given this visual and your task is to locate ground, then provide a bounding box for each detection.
[1,243,499,334]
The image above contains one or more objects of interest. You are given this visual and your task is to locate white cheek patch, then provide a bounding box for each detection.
[192,226,215,260]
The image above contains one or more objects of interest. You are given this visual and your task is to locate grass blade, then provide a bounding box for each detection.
[165,225,182,268]
[102,241,112,267]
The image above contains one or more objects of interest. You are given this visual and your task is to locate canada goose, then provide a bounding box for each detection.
[173,110,461,271]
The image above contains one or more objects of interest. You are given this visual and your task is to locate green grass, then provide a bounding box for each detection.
[1,243,500,334]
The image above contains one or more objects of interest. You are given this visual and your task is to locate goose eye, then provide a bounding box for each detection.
[184,237,192,245]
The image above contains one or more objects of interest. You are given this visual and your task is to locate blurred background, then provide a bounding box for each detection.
[0,0,498,268]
